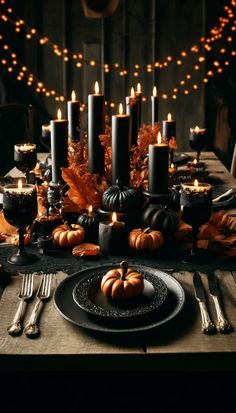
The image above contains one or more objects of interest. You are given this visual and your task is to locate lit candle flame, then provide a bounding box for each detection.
[194,179,199,187]
[131,87,135,98]
[193,159,197,164]
[57,109,62,120]
[194,126,200,132]
[71,90,76,101]
[18,179,23,190]
[112,212,117,222]
[137,83,141,93]
[119,103,123,115]
[95,81,99,94]
[88,205,93,214]
[171,163,174,169]
[167,113,172,121]
[153,86,157,97]
[157,132,162,144]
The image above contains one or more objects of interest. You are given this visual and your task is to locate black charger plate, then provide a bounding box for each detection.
[54,265,185,334]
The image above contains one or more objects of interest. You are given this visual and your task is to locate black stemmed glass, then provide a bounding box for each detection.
[180,182,212,263]
[14,143,37,184]
[3,183,38,265]
[189,127,207,163]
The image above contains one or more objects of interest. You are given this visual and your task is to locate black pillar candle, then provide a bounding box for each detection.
[148,132,169,194]
[151,86,158,126]
[50,109,68,185]
[88,81,105,175]
[67,90,80,142]
[135,83,142,128]
[125,87,139,146]
[112,104,131,186]
[99,213,126,255]
[162,113,176,141]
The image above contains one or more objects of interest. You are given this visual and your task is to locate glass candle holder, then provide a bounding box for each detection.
[189,127,207,162]
[14,143,37,183]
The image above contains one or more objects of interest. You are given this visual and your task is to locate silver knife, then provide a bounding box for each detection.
[207,272,231,334]
[193,272,215,334]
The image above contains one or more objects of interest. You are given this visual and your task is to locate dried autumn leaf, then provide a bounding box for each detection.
[72,243,101,257]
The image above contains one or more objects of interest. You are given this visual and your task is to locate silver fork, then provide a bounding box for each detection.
[7,273,34,336]
[24,273,52,338]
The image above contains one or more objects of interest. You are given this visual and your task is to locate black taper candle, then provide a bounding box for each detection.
[151,86,158,126]
[135,83,142,128]
[148,132,169,194]
[125,87,139,146]
[88,82,105,175]
[67,90,80,142]
[162,113,176,141]
[50,110,68,185]
[112,104,131,186]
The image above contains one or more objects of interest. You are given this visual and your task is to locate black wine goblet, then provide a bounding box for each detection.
[189,127,207,163]
[3,182,38,265]
[180,181,212,263]
[14,143,37,184]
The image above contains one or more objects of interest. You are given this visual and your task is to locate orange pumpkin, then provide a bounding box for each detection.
[52,223,85,248]
[101,261,144,300]
[128,227,164,251]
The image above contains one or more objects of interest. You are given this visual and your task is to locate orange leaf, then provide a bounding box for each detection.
[61,167,89,211]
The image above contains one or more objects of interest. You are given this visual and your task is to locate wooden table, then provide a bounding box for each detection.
[0,152,236,372]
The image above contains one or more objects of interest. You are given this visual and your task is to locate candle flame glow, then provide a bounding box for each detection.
[171,163,174,169]
[194,126,200,132]
[88,205,93,214]
[157,132,162,144]
[153,86,157,97]
[112,212,117,222]
[57,109,62,120]
[119,103,123,115]
[137,83,141,93]
[131,87,135,98]
[167,113,172,121]
[194,179,199,187]
[18,179,23,189]
[193,159,197,164]
[71,90,76,101]
[95,81,99,94]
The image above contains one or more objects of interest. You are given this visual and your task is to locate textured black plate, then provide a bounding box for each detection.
[72,270,168,319]
[54,265,185,334]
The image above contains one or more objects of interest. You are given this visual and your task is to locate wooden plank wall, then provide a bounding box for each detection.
[1,0,208,151]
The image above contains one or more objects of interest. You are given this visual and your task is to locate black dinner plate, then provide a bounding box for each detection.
[72,269,168,319]
[54,265,185,334]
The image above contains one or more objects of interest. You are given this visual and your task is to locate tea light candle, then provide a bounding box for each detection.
[135,82,142,128]
[162,113,176,141]
[67,90,80,142]
[187,158,205,171]
[190,126,207,137]
[125,87,139,146]
[77,205,100,241]
[88,81,105,175]
[50,109,68,185]
[181,180,212,205]
[14,143,37,171]
[148,132,169,194]
[99,212,126,255]
[151,86,158,126]
[112,103,131,186]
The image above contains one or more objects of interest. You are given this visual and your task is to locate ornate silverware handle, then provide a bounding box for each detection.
[199,302,215,334]
[212,295,231,333]
[24,299,42,338]
[7,299,26,336]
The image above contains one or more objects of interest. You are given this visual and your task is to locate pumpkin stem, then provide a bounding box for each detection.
[115,179,123,190]
[120,260,128,280]
[65,221,73,230]
[143,227,151,234]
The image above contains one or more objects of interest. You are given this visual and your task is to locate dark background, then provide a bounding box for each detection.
[0,0,235,171]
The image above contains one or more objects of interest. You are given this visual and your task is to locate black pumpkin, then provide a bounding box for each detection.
[77,212,101,241]
[169,187,180,212]
[143,205,180,235]
[102,181,144,213]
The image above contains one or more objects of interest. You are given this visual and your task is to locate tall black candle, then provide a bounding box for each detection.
[135,83,142,128]
[67,90,80,142]
[50,109,68,185]
[125,87,139,146]
[88,81,105,175]
[112,104,131,186]
[148,132,169,194]
[151,86,158,126]
[162,113,176,141]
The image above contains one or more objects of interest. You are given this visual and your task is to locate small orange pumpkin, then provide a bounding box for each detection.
[101,261,144,300]
[128,227,164,251]
[52,222,85,248]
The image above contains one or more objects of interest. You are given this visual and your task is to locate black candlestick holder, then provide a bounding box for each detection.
[143,188,179,210]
